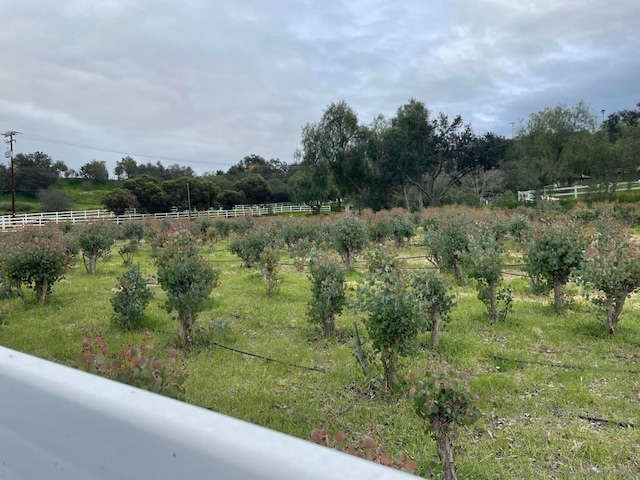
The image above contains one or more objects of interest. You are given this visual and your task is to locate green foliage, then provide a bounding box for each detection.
[121,221,144,242]
[331,216,368,269]
[80,160,109,183]
[259,244,282,297]
[310,428,417,474]
[102,188,139,215]
[0,226,72,304]
[213,219,232,239]
[578,217,640,334]
[77,334,187,400]
[229,228,270,268]
[77,221,117,274]
[110,264,154,329]
[356,251,416,390]
[524,218,586,312]
[14,151,67,197]
[156,231,219,345]
[466,227,512,323]
[117,240,138,267]
[424,213,469,283]
[308,254,346,335]
[390,210,416,247]
[367,214,394,243]
[409,269,455,350]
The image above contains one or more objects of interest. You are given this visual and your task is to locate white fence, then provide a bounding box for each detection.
[518,181,640,202]
[0,346,418,480]
[0,202,331,231]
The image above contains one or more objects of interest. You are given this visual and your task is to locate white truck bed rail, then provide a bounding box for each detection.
[0,346,418,480]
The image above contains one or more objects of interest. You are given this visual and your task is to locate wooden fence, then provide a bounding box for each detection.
[0,203,331,231]
[518,181,640,202]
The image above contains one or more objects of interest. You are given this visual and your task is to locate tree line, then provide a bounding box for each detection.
[2,100,638,213]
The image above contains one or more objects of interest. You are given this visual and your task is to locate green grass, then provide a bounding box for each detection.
[1,238,640,479]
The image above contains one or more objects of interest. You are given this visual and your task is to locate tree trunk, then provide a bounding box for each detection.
[323,310,335,336]
[39,276,48,303]
[452,256,465,284]
[178,312,193,346]
[607,292,628,334]
[488,280,498,324]
[431,310,442,350]
[433,420,457,480]
[553,280,565,314]
[89,254,98,275]
[15,280,27,306]
[383,348,398,391]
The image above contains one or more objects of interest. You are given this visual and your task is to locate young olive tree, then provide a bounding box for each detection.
[308,254,346,335]
[579,218,640,334]
[110,263,154,330]
[156,231,219,346]
[228,228,270,268]
[78,221,117,274]
[524,219,587,313]
[411,367,480,480]
[410,270,455,350]
[424,215,469,284]
[466,227,512,324]
[331,216,368,270]
[1,226,71,304]
[357,249,447,389]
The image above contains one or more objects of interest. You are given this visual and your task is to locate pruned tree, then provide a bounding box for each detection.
[1,226,71,304]
[77,221,117,274]
[156,231,219,346]
[524,217,587,313]
[308,253,346,335]
[578,217,640,334]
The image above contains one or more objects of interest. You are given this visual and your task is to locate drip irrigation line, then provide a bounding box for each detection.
[578,415,635,428]
[149,328,324,373]
[210,342,325,373]
[489,354,640,374]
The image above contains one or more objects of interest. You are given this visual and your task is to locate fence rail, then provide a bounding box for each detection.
[517,181,640,202]
[0,203,331,231]
[0,346,417,480]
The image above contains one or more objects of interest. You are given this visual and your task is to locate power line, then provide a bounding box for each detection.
[8,131,234,169]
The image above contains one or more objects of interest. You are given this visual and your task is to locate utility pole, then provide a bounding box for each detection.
[3,131,20,218]
[509,122,516,139]
[186,182,192,220]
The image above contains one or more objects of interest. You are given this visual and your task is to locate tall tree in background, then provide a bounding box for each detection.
[299,101,373,205]
[114,156,138,180]
[80,160,109,183]
[14,152,67,196]
[287,163,337,213]
[509,101,597,203]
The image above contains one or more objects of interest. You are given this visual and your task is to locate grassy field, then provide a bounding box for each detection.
[1,228,640,479]
[0,179,115,215]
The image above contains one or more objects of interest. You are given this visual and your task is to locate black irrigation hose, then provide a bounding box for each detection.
[489,354,640,375]
[149,328,324,373]
[210,341,325,373]
[578,415,635,428]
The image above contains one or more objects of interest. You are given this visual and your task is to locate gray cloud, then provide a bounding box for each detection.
[1,0,638,173]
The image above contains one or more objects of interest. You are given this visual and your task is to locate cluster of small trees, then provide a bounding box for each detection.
[4,203,640,479]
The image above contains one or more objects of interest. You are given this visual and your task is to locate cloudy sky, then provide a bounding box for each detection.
[1,0,638,175]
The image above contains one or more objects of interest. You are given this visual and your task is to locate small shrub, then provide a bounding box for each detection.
[524,218,587,313]
[411,367,479,480]
[110,264,154,330]
[466,227,512,324]
[77,334,187,400]
[118,240,138,267]
[578,217,640,334]
[121,221,144,242]
[259,244,282,297]
[1,226,72,304]
[288,237,313,271]
[78,221,117,274]
[156,231,219,346]
[229,229,270,268]
[330,216,368,270]
[308,254,346,335]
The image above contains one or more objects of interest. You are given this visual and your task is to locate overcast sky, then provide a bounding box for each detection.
[1,0,639,175]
